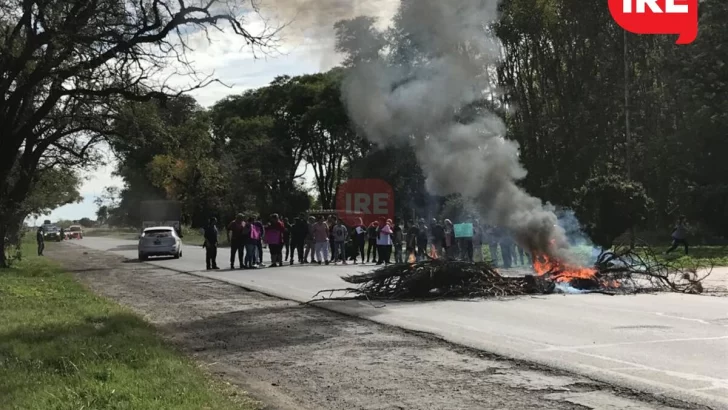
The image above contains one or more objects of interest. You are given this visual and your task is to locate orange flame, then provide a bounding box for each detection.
[532,255,597,283]
[430,246,438,259]
[408,252,416,264]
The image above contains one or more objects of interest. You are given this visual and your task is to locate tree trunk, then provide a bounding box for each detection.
[0,222,9,269]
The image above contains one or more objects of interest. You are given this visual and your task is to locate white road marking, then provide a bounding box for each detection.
[655,312,712,325]
[537,335,728,351]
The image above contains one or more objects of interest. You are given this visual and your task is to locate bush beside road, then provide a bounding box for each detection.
[0,243,259,410]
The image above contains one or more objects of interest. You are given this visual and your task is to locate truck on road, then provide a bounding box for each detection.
[139,200,183,237]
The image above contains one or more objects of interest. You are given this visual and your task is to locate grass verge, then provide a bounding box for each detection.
[0,244,259,410]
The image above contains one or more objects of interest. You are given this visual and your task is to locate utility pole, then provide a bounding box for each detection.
[624,30,632,179]
[624,30,635,248]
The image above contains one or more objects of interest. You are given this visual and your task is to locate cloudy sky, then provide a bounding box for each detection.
[41,1,398,223]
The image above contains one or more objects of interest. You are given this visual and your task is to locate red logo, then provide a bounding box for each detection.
[335,179,394,227]
[608,0,698,44]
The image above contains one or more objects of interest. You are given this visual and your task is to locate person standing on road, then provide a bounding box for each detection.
[303,216,316,263]
[313,216,330,265]
[376,218,393,265]
[265,214,285,267]
[289,217,307,265]
[393,218,404,264]
[203,217,220,270]
[472,219,483,262]
[406,220,419,261]
[36,227,45,256]
[245,216,260,268]
[431,219,445,258]
[666,215,689,255]
[366,221,379,263]
[283,217,291,262]
[352,218,367,264]
[254,216,265,267]
[417,219,429,261]
[332,218,349,265]
[485,225,500,266]
[227,214,246,269]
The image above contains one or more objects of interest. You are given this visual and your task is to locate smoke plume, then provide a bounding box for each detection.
[340,0,572,259]
[256,0,397,68]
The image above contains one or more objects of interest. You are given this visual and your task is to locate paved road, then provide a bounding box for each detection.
[72,237,728,409]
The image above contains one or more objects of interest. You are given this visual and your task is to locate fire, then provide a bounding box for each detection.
[408,252,416,264]
[532,255,597,282]
[430,246,438,259]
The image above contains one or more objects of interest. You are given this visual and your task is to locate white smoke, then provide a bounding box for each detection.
[340,0,572,259]
[256,0,398,69]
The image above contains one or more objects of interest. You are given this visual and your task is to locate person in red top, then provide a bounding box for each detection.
[265,213,286,267]
[227,213,246,269]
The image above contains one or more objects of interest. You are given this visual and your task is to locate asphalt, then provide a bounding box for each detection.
[71,237,728,409]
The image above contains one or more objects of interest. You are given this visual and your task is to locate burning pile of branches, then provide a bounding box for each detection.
[310,241,713,303]
[590,242,712,294]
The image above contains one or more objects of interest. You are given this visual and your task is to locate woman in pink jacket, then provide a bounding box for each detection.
[265,214,286,267]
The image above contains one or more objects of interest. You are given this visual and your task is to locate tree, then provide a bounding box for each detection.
[574,175,653,249]
[2,168,81,265]
[0,0,273,266]
[77,217,94,228]
[302,69,366,208]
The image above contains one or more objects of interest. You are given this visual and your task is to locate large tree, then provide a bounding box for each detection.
[0,0,272,265]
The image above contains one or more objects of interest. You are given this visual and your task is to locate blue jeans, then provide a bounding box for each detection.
[245,243,258,266]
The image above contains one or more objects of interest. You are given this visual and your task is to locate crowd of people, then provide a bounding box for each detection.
[201,213,531,271]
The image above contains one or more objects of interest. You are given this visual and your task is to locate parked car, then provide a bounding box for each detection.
[138,226,182,261]
[67,225,84,239]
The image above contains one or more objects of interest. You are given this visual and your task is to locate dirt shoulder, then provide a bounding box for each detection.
[47,243,708,410]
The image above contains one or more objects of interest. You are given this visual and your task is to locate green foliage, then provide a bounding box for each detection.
[574,175,654,249]
[22,169,83,218]
[0,244,258,409]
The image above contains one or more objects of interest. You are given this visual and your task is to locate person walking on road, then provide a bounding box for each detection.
[203,217,220,270]
[666,215,689,255]
[227,214,246,269]
[253,216,265,266]
[36,227,45,256]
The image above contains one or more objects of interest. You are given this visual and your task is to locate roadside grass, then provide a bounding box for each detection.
[646,245,728,269]
[0,243,260,410]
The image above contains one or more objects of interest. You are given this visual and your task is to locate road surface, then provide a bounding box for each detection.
[72,237,728,409]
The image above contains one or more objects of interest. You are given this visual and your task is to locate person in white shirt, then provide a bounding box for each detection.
[376,218,393,265]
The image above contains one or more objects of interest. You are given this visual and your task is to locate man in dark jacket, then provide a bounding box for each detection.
[430,219,446,258]
[36,227,45,256]
[203,217,220,270]
[227,213,246,269]
[290,217,308,265]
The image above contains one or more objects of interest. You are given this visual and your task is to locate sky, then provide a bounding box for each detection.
[41,2,399,223]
